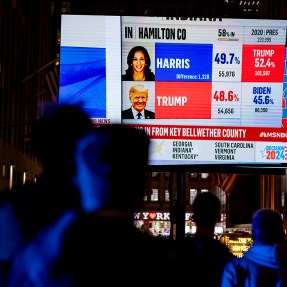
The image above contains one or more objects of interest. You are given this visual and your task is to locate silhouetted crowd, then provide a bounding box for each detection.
[0,103,286,287]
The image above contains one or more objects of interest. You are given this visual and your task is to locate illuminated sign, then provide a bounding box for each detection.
[221,235,252,257]
[134,211,192,220]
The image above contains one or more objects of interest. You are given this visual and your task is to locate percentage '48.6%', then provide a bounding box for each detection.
[214,90,239,102]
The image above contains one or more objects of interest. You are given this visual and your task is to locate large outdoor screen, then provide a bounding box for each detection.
[59,15,287,169]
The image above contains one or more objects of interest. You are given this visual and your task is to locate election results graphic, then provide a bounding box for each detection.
[155,43,213,82]
[154,42,213,119]
[60,15,287,166]
[155,82,212,119]
[120,17,287,166]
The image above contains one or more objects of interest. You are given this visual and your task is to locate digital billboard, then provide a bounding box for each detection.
[59,15,287,169]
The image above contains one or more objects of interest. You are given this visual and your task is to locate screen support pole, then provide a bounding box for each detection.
[176,171,186,241]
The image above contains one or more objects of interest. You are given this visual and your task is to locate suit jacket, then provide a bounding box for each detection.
[122,108,155,119]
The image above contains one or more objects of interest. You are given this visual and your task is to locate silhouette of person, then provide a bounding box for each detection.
[179,192,234,287]
[122,84,155,119]
[221,208,287,287]
[122,46,155,81]
[21,103,95,233]
[0,103,95,285]
[7,124,176,287]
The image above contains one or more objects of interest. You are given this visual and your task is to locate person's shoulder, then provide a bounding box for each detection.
[223,254,244,272]
[145,71,155,81]
[216,240,235,257]
[220,256,244,287]
[122,108,133,118]
[122,73,132,81]
[207,237,234,254]
[184,236,234,258]
[122,107,131,112]
[7,211,77,286]
[136,232,176,266]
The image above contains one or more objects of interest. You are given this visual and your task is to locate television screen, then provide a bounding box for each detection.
[59,15,287,170]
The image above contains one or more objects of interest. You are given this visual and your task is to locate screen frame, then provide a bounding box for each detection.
[59,15,287,174]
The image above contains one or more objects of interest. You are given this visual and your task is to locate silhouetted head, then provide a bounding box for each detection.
[252,208,285,245]
[31,104,95,181]
[73,124,150,213]
[192,192,221,229]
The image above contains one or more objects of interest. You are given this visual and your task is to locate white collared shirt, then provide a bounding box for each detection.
[132,107,144,119]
